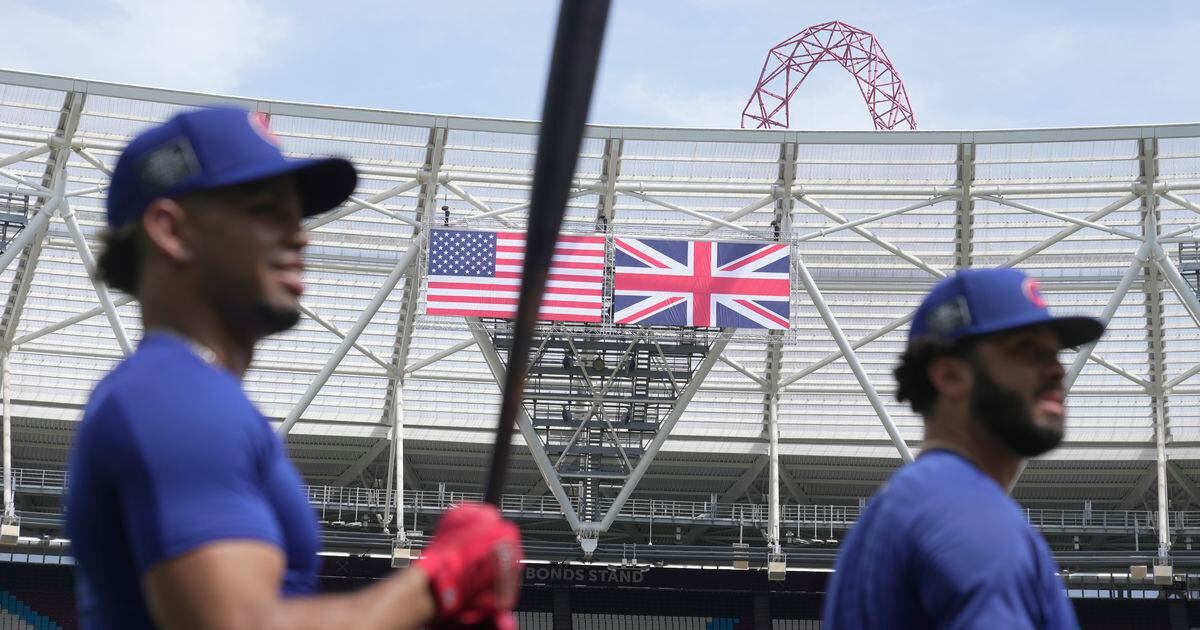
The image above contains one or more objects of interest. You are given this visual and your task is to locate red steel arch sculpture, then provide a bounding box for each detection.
[741,21,917,130]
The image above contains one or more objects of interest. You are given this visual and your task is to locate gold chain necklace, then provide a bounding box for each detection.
[147,327,220,367]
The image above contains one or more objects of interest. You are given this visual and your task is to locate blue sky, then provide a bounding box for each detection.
[3,0,1199,130]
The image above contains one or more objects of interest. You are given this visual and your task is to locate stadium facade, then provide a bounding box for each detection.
[0,69,1199,583]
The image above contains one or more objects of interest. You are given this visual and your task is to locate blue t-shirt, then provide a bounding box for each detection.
[65,333,321,629]
[822,450,1078,630]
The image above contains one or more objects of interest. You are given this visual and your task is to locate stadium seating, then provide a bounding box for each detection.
[771,621,822,630]
[0,565,75,630]
[572,614,747,629]
[0,611,36,630]
[0,591,62,630]
[513,610,555,629]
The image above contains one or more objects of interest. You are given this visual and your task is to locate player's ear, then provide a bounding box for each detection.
[141,198,194,264]
[927,354,971,400]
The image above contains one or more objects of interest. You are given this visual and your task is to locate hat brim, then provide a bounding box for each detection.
[1045,316,1106,349]
[291,157,358,217]
[179,156,358,218]
[956,313,1105,349]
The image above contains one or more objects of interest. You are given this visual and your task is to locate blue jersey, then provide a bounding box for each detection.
[65,333,320,629]
[822,450,1077,630]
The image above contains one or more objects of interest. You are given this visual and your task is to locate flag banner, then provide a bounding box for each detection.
[613,237,791,329]
[425,228,605,323]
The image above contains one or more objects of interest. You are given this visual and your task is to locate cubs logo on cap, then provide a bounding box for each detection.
[248,112,281,148]
[1022,277,1047,308]
[909,267,1104,349]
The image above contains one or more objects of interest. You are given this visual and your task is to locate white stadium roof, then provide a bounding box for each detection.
[1,69,1199,557]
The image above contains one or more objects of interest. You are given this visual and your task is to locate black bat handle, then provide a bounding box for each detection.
[484,0,611,506]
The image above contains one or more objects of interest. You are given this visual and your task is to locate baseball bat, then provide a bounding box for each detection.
[484,0,611,505]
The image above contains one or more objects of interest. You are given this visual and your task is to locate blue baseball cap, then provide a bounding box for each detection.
[106,107,357,228]
[909,267,1104,348]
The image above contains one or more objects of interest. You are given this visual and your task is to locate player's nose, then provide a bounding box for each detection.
[1045,357,1066,383]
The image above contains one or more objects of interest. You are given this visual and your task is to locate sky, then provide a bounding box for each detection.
[2,0,1199,130]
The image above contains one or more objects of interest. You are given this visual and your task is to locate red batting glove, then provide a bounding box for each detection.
[417,503,523,625]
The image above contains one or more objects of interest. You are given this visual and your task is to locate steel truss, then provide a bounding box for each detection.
[0,71,1199,562]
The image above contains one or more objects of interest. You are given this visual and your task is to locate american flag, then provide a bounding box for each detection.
[613,237,791,329]
[425,228,605,323]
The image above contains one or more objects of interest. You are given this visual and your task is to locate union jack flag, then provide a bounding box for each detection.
[613,237,791,329]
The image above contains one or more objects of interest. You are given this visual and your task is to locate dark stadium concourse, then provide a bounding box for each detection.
[0,560,1198,629]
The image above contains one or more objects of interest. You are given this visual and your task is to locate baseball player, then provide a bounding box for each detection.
[65,107,522,629]
[822,267,1104,629]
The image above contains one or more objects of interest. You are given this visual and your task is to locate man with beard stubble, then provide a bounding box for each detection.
[65,107,522,629]
[822,267,1104,629]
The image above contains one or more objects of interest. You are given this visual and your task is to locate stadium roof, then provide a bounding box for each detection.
[1,69,1199,556]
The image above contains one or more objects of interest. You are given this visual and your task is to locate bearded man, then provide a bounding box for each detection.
[823,267,1103,629]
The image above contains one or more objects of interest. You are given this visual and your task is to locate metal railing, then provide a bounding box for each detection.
[10,467,1198,536]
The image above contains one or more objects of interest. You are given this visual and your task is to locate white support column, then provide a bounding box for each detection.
[1156,395,1170,562]
[1167,462,1200,509]
[767,389,781,554]
[295,303,392,372]
[793,256,914,463]
[277,235,425,435]
[1140,137,1172,565]
[12,296,136,347]
[779,314,914,389]
[344,195,423,228]
[956,142,975,270]
[719,354,768,388]
[1086,352,1154,389]
[1166,361,1200,391]
[389,128,446,383]
[1153,246,1200,329]
[0,170,52,196]
[980,195,1142,241]
[793,195,955,243]
[373,127,444,517]
[0,145,51,173]
[622,190,752,233]
[1003,193,1138,266]
[0,197,55,275]
[403,338,477,376]
[765,140,791,555]
[60,202,133,355]
[393,384,406,542]
[72,147,113,176]
[0,184,49,198]
[1064,241,1152,390]
[694,194,777,237]
[442,180,512,228]
[1161,190,1200,219]
[796,194,944,278]
[1,350,12,521]
[382,424,396,534]
[453,189,592,224]
[1160,223,1200,242]
[598,137,622,227]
